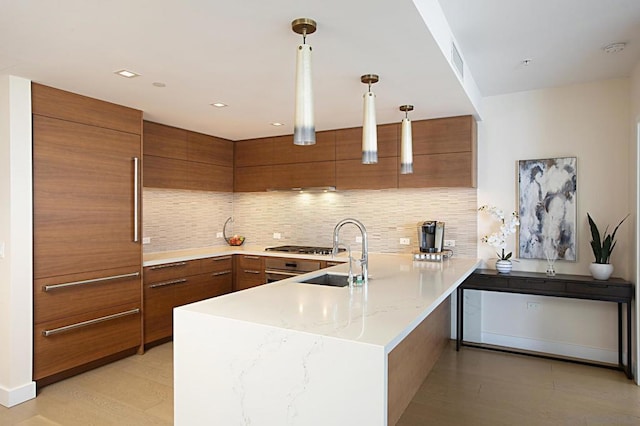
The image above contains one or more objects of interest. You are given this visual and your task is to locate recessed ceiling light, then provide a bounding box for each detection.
[271,122,284,127]
[115,69,140,78]
[521,59,532,66]
[211,102,227,108]
[152,82,166,88]
[603,42,626,54]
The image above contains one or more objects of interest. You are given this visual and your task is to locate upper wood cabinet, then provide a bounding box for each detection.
[143,120,233,192]
[272,131,336,164]
[234,137,274,167]
[411,115,475,155]
[144,121,188,160]
[187,131,233,167]
[399,115,477,188]
[335,124,398,160]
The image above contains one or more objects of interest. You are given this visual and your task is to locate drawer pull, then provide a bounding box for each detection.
[149,262,187,270]
[43,272,140,292]
[150,278,188,288]
[212,256,232,262]
[42,308,140,337]
[244,269,261,274]
[265,270,300,277]
[211,270,232,276]
[244,256,261,260]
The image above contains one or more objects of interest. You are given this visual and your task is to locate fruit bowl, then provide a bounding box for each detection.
[226,235,245,246]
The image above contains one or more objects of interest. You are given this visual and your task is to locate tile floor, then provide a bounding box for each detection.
[2,342,640,425]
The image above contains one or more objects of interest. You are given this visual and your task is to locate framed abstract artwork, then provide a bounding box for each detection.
[517,157,577,261]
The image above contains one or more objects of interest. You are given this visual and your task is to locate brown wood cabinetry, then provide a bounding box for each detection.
[143,256,233,345]
[143,121,234,192]
[234,255,266,291]
[32,83,143,385]
[399,115,477,188]
[335,124,399,189]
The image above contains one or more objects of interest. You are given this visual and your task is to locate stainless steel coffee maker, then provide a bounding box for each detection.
[418,221,445,253]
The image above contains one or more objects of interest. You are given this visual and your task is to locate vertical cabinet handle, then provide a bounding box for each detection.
[133,157,139,242]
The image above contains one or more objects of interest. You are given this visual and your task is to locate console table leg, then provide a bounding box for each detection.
[456,287,463,351]
[618,303,623,368]
[627,301,633,379]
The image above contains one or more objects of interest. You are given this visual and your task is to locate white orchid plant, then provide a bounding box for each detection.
[478,205,520,261]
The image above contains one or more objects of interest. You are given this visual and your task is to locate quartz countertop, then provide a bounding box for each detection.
[143,245,349,267]
[178,253,480,352]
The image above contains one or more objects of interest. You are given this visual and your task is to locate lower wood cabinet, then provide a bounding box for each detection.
[143,256,233,345]
[32,267,143,383]
[234,255,265,291]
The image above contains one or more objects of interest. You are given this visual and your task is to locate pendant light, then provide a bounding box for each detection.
[399,105,414,174]
[292,18,317,145]
[361,74,379,164]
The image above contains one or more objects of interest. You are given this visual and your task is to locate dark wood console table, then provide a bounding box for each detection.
[456,269,634,379]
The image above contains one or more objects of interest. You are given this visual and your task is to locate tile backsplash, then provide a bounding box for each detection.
[143,187,477,257]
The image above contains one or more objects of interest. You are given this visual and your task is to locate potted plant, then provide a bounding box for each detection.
[587,213,628,280]
[479,205,520,274]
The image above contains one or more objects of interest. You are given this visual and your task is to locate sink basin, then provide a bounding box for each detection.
[298,273,350,287]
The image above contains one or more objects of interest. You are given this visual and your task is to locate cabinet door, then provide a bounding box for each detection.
[234,255,265,291]
[34,302,141,380]
[335,124,398,160]
[33,115,141,279]
[143,155,190,189]
[271,161,336,189]
[398,152,475,188]
[144,279,177,344]
[272,131,336,164]
[188,162,234,192]
[143,121,188,160]
[234,165,273,192]
[187,132,233,167]
[336,157,398,189]
[234,137,274,167]
[411,116,474,155]
[34,266,141,325]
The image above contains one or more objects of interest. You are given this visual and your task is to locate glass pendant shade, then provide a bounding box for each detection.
[362,90,378,164]
[400,116,413,174]
[293,43,315,145]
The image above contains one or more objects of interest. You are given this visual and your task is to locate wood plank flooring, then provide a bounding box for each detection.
[2,341,639,425]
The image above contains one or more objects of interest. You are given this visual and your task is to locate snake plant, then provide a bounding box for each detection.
[587,213,628,264]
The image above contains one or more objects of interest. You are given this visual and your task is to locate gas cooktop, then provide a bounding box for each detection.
[265,245,345,256]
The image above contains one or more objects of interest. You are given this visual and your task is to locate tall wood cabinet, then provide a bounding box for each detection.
[32,83,143,385]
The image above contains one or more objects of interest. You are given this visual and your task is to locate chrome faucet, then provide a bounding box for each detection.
[332,218,368,285]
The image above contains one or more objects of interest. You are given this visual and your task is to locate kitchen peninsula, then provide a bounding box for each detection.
[173,253,480,425]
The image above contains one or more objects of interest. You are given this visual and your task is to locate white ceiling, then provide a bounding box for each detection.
[2,1,639,140]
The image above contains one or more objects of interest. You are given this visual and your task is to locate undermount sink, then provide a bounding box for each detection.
[298,273,350,287]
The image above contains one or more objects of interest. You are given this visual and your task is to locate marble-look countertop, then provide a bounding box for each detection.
[143,245,349,267]
[178,254,480,352]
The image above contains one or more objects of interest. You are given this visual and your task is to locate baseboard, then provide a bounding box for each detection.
[480,332,619,365]
[0,381,36,407]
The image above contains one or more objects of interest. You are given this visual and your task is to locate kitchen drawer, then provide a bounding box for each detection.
[509,278,566,293]
[144,277,180,344]
[143,259,200,283]
[236,254,264,269]
[34,302,141,380]
[34,267,141,324]
[175,272,233,307]
[566,282,633,299]
[199,255,233,274]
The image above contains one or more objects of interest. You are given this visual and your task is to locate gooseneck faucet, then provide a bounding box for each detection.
[332,218,368,285]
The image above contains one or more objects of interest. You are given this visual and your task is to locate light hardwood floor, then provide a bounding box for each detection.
[2,341,640,425]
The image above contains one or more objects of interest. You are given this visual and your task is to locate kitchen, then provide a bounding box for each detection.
[2,0,640,424]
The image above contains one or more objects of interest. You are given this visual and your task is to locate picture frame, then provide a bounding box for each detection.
[517,157,577,261]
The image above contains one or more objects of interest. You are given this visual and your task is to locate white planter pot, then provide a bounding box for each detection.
[496,259,512,274]
[589,263,614,280]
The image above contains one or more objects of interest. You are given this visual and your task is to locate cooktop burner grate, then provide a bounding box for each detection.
[265,245,345,255]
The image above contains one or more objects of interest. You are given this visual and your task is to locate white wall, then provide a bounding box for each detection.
[629,63,640,381]
[476,78,632,363]
[0,75,35,407]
